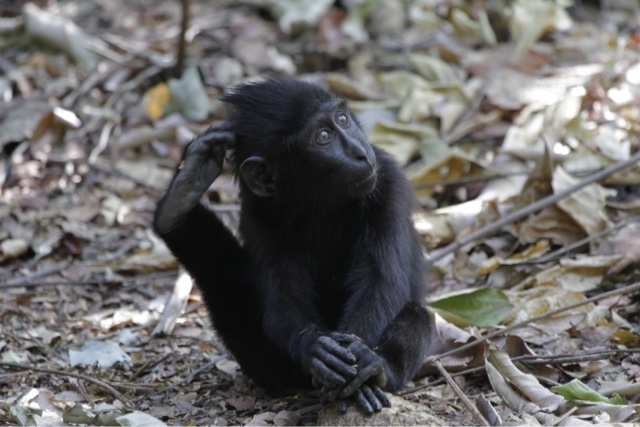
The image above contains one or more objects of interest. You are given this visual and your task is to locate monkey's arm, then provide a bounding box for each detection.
[326,163,432,410]
[256,262,359,389]
[331,223,431,402]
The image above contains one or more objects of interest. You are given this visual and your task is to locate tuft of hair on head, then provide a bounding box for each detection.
[221,77,337,171]
[222,77,335,138]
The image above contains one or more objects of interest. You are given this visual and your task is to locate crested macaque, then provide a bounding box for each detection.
[154,77,432,414]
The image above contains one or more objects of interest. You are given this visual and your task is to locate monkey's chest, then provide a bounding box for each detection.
[308,252,354,328]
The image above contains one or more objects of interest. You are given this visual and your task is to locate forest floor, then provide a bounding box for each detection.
[1,0,640,425]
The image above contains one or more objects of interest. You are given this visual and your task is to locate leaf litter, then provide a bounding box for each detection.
[1,0,640,425]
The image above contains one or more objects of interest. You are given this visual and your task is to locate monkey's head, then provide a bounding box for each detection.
[221,78,378,207]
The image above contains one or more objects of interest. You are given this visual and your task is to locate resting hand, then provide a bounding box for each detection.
[317,337,392,415]
[309,333,358,389]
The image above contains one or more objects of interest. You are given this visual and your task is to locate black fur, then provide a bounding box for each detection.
[154,77,432,411]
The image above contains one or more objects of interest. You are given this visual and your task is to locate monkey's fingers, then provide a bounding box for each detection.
[323,353,358,378]
[319,385,342,402]
[329,332,360,346]
[339,363,383,398]
[316,336,357,365]
[353,388,374,415]
[199,125,236,149]
[371,385,392,408]
[353,385,390,415]
[310,358,347,388]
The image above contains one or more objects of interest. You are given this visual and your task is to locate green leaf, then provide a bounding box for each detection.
[428,287,513,327]
[552,379,619,404]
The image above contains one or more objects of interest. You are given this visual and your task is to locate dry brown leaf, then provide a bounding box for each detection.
[554,166,615,235]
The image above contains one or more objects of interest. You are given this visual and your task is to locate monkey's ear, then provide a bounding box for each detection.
[239,156,276,197]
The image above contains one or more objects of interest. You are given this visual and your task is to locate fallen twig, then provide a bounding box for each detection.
[0,362,133,408]
[1,262,175,289]
[404,349,640,396]
[2,261,70,287]
[429,148,640,264]
[432,358,490,426]
[520,215,640,264]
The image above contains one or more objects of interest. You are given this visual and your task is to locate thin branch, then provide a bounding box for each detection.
[2,261,70,287]
[429,148,640,264]
[413,170,527,190]
[425,281,640,363]
[403,348,640,396]
[520,216,640,264]
[0,362,133,408]
[433,358,490,426]
[516,348,640,365]
[175,0,190,77]
[0,271,177,289]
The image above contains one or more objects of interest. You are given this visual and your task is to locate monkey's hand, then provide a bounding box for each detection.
[154,127,234,234]
[320,339,392,415]
[309,333,358,390]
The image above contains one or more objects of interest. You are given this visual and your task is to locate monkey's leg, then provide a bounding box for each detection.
[154,129,309,391]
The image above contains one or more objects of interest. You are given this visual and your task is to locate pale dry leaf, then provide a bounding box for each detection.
[380,71,431,99]
[368,121,436,166]
[489,350,565,411]
[118,250,178,273]
[226,396,256,411]
[114,126,176,150]
[478,240,551,274]
[69,340,131,369]
[554,166,615,235]
[450,8,486,45]
[517,206,585,246]
[0,238,29,260]
[508,0,572,62]
[115,412,166,427]
[325,73,382,100]
[265,0,333,34]
[535,255,621,292]
[486,353,558,424]
[114,160,174,191]
[216,358,240,377]
[273,410,301,426]
[23,3,104,68]
[413,211,454,246]
[409,54,462,87]
[506,286,591,329]
[244,412,276,426]
[397,88,444,123]
[410,150,493,198]
[596,223,640,275]
[152,271,193,336]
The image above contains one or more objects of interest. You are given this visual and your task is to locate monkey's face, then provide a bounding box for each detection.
[298,100,378,198]
[225,78,379,205]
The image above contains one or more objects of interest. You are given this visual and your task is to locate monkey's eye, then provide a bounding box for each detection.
[335,112,349,127]
[316,128,333,145]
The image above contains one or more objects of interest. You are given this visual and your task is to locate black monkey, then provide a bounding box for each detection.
[154,78,432,414]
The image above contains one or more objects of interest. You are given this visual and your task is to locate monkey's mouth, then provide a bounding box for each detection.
[353,170,377,193]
